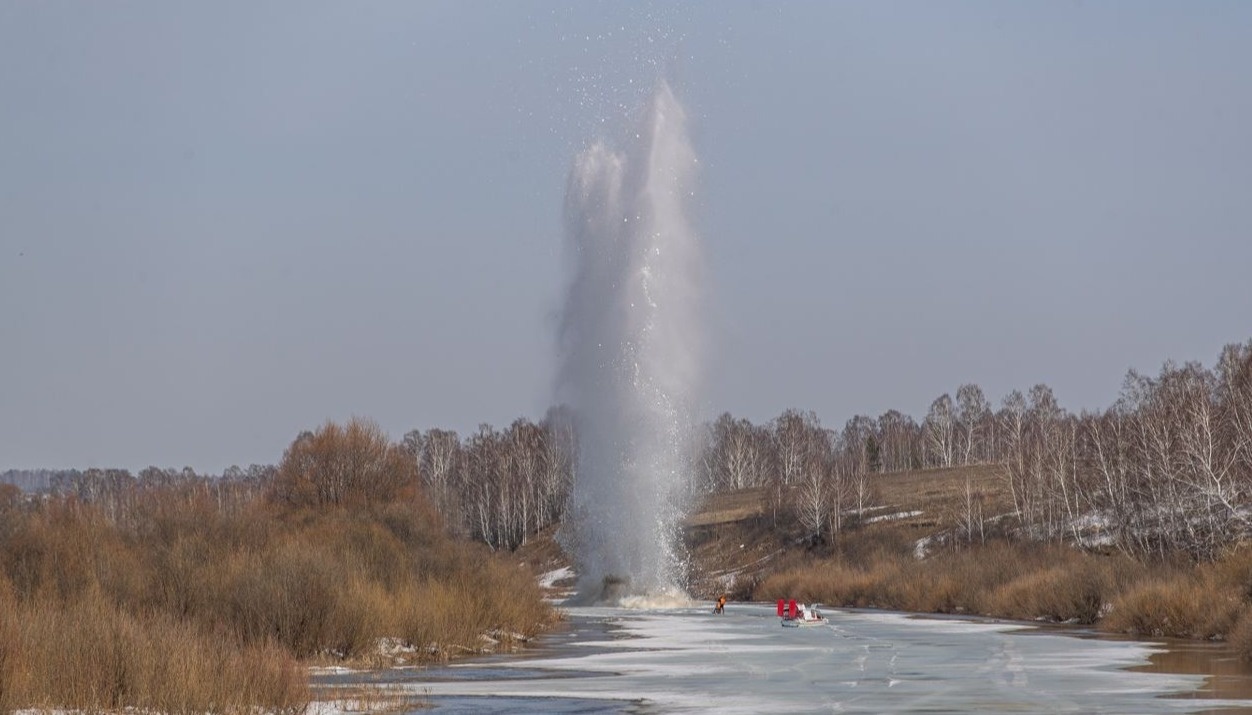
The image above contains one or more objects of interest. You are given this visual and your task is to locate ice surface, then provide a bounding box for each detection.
[389,604,1252,714]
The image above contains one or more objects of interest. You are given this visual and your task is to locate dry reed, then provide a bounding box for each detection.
[0,486,556,712]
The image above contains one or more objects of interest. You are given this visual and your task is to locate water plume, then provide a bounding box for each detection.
[556,79,703,606]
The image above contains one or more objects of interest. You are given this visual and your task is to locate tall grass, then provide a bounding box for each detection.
[756,535,1252,650]
[1101,552,1248,640]
[0,586,306,713]
[0,487,556,712]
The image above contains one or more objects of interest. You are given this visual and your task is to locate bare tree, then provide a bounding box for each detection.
[708,413,767,491]
[417,428,463,535]
[773,410,819,486]
[956,383,991,465]
[793,429,836,542]
[876,409,919,473]
[540,406,576,531]
[270,418,416,508]
[841,417,878,515]
[953,468,987,546]
[924,394,957,468]
[999,389,1030,528]
[506,418,548,543]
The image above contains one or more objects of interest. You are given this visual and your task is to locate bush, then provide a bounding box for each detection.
[987,563,1109,624]
[269,418,417,508]
[0,440,557,711]
[1103,574,1243,639]
[3,590,306,713]
[756,538,1141,624]
[1228,607,1252,661]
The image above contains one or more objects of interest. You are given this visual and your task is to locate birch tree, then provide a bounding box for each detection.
[924,394,957,468]
[956,383,991,465]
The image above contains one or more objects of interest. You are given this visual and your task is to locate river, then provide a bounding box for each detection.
[313,604,1252,714]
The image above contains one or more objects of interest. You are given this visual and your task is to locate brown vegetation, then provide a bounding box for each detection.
[0,591,306,714]
[754,540,1135,624]
[0,418,555,713]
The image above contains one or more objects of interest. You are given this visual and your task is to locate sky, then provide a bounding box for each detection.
[2,2,1250,473]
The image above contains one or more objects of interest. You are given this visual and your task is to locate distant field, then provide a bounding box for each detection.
[868,464,1010,526]
[683,486,771,527]
[684,464,1009,529]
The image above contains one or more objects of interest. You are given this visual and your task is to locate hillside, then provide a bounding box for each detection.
[683,464,1012,599]
[520,464,1014,602]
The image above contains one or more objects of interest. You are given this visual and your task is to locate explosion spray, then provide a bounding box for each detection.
[556,80,704,605]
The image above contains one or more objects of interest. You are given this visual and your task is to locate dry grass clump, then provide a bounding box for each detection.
[0,585,306,714]
[1106,576,1221,638]
[756,550,906,609]
[0,464,556,711]
[1227,607,1252,662]
[1102,557,1245,640]
[0,579,23,713]
[757,538,1138,624]
[985,561,1109,624]
[394,555,553,659]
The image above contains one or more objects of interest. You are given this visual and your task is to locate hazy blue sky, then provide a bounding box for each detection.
[3,2,1249,473]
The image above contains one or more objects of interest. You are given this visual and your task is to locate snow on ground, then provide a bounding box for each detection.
[538,566,574,589]
[537,565,577,604]
[865,509,923,524]
[849,504,893,515]
[913,535,932,559]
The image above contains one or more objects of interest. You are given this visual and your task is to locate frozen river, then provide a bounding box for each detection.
[314,604,1252,714]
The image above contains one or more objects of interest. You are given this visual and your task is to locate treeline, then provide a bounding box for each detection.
[0,469,56,492]
[704,340,1252,559]
[0,419,553,713]
[1,464,275,495]
[391,340,1251,562]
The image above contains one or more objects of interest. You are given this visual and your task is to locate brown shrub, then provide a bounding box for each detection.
[0,576,25,712]
[1211,546,1252,601]
[218,538,365,658]
[397,579,482,658]
[757,553,908,609]
[1103,574,1242,639]
[8,591,306,713]
[0,448,557,707]
[1228,607,1252,662]
[270,418,417,508]
[756,538,1146,624]
[204,508,556,663]
[988,563,1109,624]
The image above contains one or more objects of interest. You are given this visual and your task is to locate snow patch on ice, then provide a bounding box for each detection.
[308,664,358,675]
